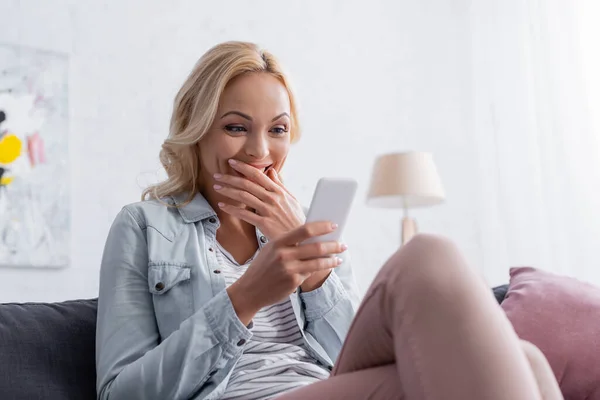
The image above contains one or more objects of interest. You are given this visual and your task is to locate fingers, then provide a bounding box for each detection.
[228,159,280,191]
[217,202,263,226]
[269,168,297,199]
[288,240,347,261]
[292,255,343,274]
[213,185,269,214]
[214,173,275,203]
[278,221,338,246]
[267,168,288,192]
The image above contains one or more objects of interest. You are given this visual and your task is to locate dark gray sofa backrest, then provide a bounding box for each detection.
[493,284,509,304]
[0,299,98,400]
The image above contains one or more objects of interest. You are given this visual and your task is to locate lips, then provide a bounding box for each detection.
[249,164,273,173]
[228,163,273,178]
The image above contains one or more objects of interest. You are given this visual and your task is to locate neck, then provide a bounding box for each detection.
[217,209,255,235]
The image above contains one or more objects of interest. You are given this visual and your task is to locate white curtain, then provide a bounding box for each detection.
[469,0,600,285]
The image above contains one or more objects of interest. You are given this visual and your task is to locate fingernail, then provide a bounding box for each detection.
[340,243,348,251]
[213,173,222,179]
[213,184,222,190]
[228,159,237,165]
[336,257,343,265]
[331,223,339,230]
[218,202,225,207]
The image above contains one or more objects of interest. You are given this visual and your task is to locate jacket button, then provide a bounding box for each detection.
[213,269,221,274]
[259,236,267,243]
[154,282,165,291]
[209,217,217,224]
[237,339,246,346]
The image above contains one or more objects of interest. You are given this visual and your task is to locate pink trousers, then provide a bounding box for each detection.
[277,234,563,400]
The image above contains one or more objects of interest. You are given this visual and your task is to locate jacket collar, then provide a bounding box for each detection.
[171,192,216,223]
[170,192,269,245]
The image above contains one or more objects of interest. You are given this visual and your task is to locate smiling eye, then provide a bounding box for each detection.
[270,126,289,135]
[225,125,247,134]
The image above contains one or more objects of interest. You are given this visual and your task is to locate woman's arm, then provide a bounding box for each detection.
[96,208,251,400]
[299,249,361,363]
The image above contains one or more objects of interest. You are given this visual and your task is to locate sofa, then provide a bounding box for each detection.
[0,286,511,400]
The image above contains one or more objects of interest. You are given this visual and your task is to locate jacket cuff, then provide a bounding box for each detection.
[300,271,346,322]
[204,289,253,356]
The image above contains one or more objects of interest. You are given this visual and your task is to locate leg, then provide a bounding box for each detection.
[520,341,563,400]
[276,365,403,400]
[330,234,546,399]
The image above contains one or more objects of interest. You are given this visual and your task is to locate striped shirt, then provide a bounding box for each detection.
[216,242,330,400]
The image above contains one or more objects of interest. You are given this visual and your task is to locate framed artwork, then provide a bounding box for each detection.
[0,44,69,268]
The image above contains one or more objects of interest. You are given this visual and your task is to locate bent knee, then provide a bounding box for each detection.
[395,233,467,278]
[387,234,478,299]
[403,233,458,253]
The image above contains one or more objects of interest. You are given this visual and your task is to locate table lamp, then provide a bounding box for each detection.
[366,151,445,245]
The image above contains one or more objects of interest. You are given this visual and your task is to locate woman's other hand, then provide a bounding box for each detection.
[213,159,305,240]
[226,221,347,325]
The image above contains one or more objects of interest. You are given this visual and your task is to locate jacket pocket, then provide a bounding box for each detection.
[148,262,193,338]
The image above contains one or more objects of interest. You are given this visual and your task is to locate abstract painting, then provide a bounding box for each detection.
[0,44,69,268]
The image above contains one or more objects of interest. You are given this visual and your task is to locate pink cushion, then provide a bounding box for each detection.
[501,267,600,400]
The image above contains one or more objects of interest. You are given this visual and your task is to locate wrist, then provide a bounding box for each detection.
[300,269,331,292]
[227,281,261,326]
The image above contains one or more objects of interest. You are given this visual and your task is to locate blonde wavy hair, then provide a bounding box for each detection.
[142,41,300,204]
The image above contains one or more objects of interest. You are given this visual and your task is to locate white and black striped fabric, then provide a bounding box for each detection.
[216,242,330,400]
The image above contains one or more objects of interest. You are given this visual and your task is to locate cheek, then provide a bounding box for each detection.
[199,135,243,169]
[271,140,291,162]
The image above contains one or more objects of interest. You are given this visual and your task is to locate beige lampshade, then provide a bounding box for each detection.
[367,151,445,209]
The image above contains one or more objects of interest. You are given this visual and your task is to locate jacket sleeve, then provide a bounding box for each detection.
[299,249,361,363]
[96,208,252,400]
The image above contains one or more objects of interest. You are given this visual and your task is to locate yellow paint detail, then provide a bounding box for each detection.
[0,134,23,164]
[0,176,14,186]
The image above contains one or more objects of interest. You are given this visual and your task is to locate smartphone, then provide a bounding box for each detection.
[303,178,358,244]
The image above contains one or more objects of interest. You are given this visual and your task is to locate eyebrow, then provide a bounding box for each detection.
[220,111,290,122]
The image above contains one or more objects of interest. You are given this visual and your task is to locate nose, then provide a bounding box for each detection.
[244,132,269,160]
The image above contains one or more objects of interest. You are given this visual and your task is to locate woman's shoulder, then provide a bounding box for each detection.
[117,197,182,230]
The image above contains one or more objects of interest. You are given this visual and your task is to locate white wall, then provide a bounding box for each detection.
[0,0,481,303]
[469,0,600,287]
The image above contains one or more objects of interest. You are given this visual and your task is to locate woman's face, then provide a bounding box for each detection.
[199,72,292,202]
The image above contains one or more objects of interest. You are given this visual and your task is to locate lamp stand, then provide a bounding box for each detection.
[401,215,418,245]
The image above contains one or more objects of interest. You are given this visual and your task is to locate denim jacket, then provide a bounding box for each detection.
[96,192,361,400]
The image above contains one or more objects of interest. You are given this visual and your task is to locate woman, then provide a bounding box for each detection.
[96,41,562,400]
